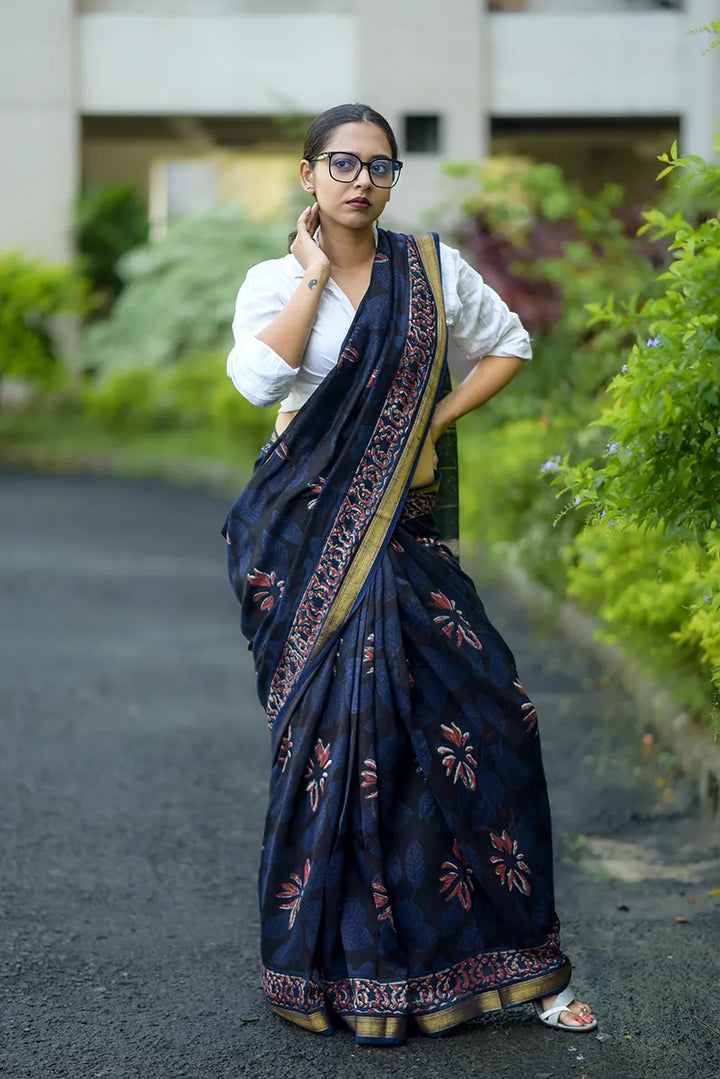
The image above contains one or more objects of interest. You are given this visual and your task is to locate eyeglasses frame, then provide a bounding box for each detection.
[306,151,404,189]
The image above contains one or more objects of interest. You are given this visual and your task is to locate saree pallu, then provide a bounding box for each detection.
[223,229,571,1045]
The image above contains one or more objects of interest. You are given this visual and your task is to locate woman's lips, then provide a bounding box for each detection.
[346,198,371,208]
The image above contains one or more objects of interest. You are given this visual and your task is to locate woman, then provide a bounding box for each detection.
[223,103,595,1045]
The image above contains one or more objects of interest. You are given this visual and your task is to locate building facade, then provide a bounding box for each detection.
[0,0,718,262]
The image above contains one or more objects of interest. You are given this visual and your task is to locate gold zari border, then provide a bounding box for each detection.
[343,1015,407,1042]
[415,961,572,1036]
[311,234,448,657]
[271,1005,333,1034]
[269,961,571,1042]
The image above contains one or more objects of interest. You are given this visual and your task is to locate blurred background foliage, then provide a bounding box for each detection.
[0,145,717,729]
[75,183,149,315]
[0,251,88,399]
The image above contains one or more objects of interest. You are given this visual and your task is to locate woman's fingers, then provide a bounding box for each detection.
[291,204,329,278]
[298,203,319,232]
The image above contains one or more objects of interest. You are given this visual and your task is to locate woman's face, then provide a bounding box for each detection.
[301,121,395,230]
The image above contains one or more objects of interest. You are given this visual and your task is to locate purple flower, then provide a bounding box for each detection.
[573,495,581,506]
[606,441,620,453]
[704,595,711,603]
[540,457,561,474]
[647,336,660,347]
[621,363,628,374]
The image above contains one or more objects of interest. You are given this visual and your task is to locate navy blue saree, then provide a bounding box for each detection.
[223,229,570,1044]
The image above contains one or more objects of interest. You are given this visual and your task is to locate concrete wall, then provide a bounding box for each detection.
[681,0,720,158]
[78,0,351,11]
[0,0,77,261]
[79,13,357,115]
[490,11,685,116]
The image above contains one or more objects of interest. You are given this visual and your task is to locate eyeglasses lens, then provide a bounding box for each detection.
[328,154,399,188]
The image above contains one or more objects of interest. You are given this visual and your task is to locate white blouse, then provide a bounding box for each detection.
[227,239,532,412]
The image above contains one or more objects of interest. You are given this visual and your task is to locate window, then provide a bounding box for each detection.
[404,115,442,154]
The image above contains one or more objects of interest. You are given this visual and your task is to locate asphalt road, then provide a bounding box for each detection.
[2,470,719,1079]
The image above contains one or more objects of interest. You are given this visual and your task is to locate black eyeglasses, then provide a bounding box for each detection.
[308,151,403,189]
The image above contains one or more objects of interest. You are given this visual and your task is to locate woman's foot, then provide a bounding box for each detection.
[539,991,596,1029]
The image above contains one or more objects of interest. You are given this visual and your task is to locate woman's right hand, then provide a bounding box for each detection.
[291,204,331,282]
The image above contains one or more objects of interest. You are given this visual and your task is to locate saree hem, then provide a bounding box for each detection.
[263,957,572,1045]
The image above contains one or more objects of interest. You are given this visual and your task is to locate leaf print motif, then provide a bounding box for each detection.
[304,738,332,813]
[437,722,477,790]
[247,568,285,612]
[277,858,311,929]
[278,726,293,773]
[513,679,538,734]
[360,758,378,799]
[405,840,425,891]
[489,830,532,895]
[439,840,474,911]
[430,590,482,650]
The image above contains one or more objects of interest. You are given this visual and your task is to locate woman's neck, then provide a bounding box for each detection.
[317,224,376,271]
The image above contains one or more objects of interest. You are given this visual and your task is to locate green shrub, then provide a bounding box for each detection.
[458,411,593,591]
[558,143,720,540]
[445,156,662,425]
[82,205,287,374]
[84,348,276,456]
[75,184,149,311]
[566,523,720,716]
[0,251,87,391]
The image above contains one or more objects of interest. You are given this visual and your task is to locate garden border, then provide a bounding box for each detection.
[498,563,720,822]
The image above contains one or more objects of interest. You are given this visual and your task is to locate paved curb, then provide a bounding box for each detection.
[495,562,720,822]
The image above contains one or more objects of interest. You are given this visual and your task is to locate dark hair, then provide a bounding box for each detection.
[303,103,398,162]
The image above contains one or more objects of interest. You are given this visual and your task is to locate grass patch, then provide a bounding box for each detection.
[0,410,259,491]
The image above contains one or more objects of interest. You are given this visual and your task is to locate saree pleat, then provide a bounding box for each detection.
[224,230,570,1045]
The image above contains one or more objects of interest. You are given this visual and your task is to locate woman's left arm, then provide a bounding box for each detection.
[431,244,531,439]
[430,354,524,440]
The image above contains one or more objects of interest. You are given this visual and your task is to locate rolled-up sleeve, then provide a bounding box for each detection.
[227,261,299,407]
[440,243,532,362]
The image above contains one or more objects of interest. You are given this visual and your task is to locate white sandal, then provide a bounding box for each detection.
[533,987,598,1032]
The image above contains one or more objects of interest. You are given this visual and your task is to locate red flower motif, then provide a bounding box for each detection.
[304,738,332,813]
[513,679,538,734]
[278,726,293,773]
[360,757,378,799]
[277,858,311,929]
[306,476,326,510]
[363,632,375,673]
[371,880,395,926]
[489,830,532,895]
[439,840,474,911]
[430,590,482,650]
[437,722,477,790]
[247,568,285,612]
